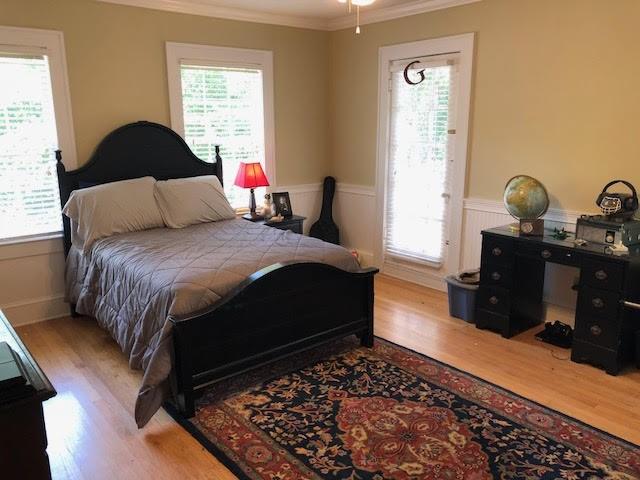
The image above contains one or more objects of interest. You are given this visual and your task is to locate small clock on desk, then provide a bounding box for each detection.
[243,214,306,234]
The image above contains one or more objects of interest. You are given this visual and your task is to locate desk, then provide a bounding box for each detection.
[476,225,640,375]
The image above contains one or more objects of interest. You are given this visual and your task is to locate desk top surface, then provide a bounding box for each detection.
[483,225,640,262]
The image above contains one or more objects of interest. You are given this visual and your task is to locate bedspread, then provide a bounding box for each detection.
[65,218,360,427]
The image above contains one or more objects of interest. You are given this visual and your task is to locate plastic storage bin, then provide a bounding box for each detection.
[445,270,480,323]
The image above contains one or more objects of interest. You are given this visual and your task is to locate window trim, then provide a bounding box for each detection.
[0,26,77,244]
[165,42,277,192]
[374,33,475,279]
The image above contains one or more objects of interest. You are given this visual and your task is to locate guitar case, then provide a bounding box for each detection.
[310,176,340,245]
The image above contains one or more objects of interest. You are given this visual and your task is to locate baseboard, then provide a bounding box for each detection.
[1,294,69,326]
[382,261,446,292]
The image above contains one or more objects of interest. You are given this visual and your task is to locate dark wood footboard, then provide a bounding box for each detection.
[169,262,378,417]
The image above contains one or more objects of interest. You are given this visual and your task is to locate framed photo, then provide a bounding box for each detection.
[272,192,293,217]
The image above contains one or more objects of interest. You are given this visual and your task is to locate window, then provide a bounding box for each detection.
[385,57,458,265]
[0,27,76,242]
[166,43,275,210]
[376,34,474,281]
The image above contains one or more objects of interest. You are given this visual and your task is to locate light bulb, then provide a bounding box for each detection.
[352,0,375,5]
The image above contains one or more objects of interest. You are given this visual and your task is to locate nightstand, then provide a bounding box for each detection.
[244,215,306,234]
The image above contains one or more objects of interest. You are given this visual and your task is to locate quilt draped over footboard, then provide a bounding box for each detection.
[65,219,360,427]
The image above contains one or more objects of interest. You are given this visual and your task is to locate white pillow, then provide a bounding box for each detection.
[154,175,235,229]
[63,176,164,252]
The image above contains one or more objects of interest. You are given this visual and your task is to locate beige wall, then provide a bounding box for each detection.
[330,0,640,211]
[1,0,331,185]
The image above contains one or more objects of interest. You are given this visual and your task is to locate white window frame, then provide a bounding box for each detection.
[165,42,277,193]
[0,26,77,244]
[374,33,474,285]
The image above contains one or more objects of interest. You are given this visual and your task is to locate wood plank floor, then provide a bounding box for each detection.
[15,274,640,480]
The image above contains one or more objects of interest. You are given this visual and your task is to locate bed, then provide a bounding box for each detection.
[56,121,378,427]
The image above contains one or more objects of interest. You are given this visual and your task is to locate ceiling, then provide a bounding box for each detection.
[198,0,414,20]
[98,0,480,30]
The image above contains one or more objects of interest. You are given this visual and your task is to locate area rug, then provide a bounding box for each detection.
[171,338,640,479]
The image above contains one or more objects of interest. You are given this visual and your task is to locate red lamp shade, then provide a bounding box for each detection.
[234,162,270,189]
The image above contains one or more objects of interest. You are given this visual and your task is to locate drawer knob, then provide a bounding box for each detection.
[492,247,502,257]
[489,296,499,305]
[541,249,552,259]
[491,271,501,281]
[595,270,608,281]
[592,297,605,309]
[590,325,602,336]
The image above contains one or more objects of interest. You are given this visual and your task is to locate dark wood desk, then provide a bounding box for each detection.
[0,310,56,479]
[477,226,640,375]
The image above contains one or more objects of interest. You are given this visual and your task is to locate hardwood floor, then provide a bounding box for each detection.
[15,274,640,480]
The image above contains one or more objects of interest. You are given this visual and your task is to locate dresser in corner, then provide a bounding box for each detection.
[0,309,56,480]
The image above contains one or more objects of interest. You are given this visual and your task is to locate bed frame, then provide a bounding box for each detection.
[56,121,378,417]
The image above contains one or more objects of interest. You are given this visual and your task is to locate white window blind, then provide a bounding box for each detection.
[180,63,266,209]
[0,53,62,240]
[384,57,458,266]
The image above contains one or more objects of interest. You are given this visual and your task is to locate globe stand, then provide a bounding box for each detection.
[519,218,545,236]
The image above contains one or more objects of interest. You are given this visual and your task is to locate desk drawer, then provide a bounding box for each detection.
[518,243,580,266]
[577,286,621,321]
[574,316,620,349]
[481,236,514,265]
[581,259,625,292]
[480,264,512,288]
[477,286,510,315]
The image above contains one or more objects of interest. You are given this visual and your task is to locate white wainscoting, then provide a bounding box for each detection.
[334,193,587,323]
[461,198,588,323]
[0,188,586,326]
[282,182,378,266]
[0,237,68,326]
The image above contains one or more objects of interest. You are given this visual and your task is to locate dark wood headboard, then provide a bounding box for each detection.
[56,121,223,256]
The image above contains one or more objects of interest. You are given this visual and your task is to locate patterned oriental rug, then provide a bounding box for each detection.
[170,338,640,480]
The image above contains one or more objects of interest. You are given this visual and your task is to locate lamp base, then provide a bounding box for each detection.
[243,212,265,221]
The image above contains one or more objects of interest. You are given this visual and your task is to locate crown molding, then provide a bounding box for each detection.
[96,0,329,30]
[97,0,481,31]
[328,0,481,31]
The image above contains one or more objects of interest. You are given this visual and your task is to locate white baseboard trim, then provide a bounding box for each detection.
[382,261,446,292]
[1,294,69,326]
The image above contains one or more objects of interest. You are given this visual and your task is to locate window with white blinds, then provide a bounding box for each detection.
[179,64,266,209]
[0,53,62,240]
[384,57,458,266]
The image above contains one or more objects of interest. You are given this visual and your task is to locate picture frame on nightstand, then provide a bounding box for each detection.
[272,192,293,217]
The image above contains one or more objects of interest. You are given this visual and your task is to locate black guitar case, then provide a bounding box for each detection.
[310,176,340,245]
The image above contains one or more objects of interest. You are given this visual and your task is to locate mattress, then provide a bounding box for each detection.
[65,218,360,427]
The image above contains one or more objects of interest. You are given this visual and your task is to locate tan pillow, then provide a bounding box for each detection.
[63,176,164,252]
[154,175,235,229]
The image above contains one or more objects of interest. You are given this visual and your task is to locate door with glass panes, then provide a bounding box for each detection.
[383,55,459,271]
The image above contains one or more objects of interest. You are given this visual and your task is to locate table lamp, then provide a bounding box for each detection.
[234,162,270,220]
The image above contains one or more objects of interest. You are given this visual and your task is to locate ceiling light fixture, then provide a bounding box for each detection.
[338,0,376,34]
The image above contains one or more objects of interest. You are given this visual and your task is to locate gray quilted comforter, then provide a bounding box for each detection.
[65,219,360,427]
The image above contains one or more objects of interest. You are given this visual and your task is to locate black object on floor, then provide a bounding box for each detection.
[309,176,339,245]
[535,321,574,349]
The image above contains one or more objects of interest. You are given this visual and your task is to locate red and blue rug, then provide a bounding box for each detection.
[172,338,640,479]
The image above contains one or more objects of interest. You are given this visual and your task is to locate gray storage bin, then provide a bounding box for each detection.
[445,270,479,323]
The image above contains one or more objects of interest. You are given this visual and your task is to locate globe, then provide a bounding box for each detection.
[503,175,549,220]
